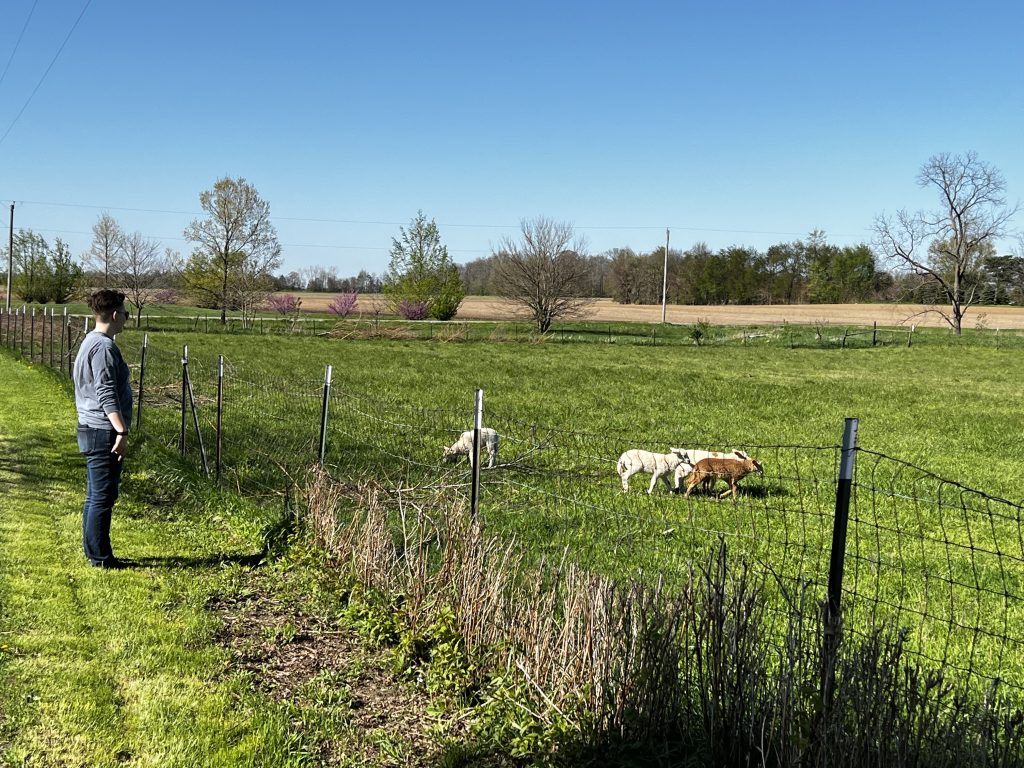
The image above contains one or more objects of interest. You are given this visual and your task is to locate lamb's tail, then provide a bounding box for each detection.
[616,456,628,475]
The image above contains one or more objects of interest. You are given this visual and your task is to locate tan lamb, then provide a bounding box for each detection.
[683,455,764,499]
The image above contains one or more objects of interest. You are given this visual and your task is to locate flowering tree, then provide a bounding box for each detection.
[267,293,301,316]
[395,299,429,320]
[152,288,179,305]
[328,292,358,317]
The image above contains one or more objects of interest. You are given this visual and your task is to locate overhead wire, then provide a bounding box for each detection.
[0,0,40,90]
[0,0,93,149]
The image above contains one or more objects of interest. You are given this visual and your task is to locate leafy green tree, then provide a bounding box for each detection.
[383,211,464,320]
[182,177,281,324]
[48,238,83,303]
[981,254,1024,304]
[10,230,52,303]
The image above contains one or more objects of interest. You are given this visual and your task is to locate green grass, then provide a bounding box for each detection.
[0,355,315,766]
[104,326,1024,700]
[7,315,1024,704]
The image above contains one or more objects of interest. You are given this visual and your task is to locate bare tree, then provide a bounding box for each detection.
[85,213,122,287]
[492,217,593,333]
[182,177,281,324]
[873,152,1019,335]
[112,231,167,327]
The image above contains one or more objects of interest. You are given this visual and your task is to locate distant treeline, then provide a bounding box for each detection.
[254,236,1024,307]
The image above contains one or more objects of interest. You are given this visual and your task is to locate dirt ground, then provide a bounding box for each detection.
[296,294,1024,330]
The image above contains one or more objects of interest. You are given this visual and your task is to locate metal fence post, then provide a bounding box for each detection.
[470,389,483,524]
[216,354,224,481]
[186,358,209,478]
[822,417,859,706]
[137,334,148,433]
[180,345,188,455]
[318,365,333,464]
[48,308,54,368]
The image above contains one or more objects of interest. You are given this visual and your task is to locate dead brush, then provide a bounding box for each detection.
[299,468,1024,766]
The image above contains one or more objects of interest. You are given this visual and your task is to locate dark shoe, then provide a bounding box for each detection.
[91,557,131,570]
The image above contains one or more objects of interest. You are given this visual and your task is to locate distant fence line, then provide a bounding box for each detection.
[6,303,1024,350]
[3,305,1024,704]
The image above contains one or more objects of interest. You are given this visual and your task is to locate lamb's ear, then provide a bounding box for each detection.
[734,450,749,460]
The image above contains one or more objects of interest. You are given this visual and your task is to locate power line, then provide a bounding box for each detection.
[0,0,40,91]
[0,0,93,149]
[3,197,868,239]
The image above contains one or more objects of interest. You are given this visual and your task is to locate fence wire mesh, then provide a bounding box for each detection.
[3,310,1022,703]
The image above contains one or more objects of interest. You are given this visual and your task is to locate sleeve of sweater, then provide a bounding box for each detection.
[89,344,122,416]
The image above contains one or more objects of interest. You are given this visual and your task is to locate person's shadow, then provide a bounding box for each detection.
[125,552,265,569]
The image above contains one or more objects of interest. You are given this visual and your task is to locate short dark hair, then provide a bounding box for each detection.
[87,289,127,321]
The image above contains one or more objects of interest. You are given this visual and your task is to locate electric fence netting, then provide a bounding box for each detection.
[4,312,1023,709]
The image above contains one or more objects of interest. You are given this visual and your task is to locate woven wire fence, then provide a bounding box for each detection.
[3,309,1023,702]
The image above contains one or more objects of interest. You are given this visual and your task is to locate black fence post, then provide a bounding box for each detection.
[470,389,483,525]
[872,321,877,347]
[186,358,209,478]
[180,345,188,455]
[318,364,333,465]
[822,417,859,708]
[216,354,224,482]
[137,334,148,433]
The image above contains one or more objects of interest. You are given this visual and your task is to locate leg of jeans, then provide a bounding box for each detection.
[82,432,122,564]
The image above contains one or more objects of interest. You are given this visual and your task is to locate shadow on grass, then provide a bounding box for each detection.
[0,432,81,489]
[129,552,265,569]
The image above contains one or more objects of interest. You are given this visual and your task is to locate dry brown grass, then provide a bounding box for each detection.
[287,293,1024,329]
[300,467,1024,766]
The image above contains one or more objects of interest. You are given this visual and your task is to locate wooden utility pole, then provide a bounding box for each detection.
[660,228,670,323]
[6,203,13,311]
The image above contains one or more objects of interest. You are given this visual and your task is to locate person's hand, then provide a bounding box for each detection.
[112,434,127,460]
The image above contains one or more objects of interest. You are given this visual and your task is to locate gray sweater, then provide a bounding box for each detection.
[73,331,133,430]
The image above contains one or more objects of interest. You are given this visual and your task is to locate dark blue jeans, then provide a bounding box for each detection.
[77,425,123,565]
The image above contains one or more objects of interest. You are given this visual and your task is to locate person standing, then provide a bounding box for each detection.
[73,289,133,569]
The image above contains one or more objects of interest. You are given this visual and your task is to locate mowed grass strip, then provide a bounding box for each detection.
[0,355,303,767]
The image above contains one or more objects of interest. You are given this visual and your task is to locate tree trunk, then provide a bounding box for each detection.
[221,256,228,325]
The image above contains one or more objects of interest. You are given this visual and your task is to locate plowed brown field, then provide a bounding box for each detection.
[294,294,1024,329]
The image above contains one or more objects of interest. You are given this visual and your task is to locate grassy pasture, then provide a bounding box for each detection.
[110,324,1024,698]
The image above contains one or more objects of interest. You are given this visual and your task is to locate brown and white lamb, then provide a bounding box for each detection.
[683,455,764,499]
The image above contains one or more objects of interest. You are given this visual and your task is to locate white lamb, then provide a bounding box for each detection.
[672,449,750,488]
[616,448,689,494]
[443,427,500,469]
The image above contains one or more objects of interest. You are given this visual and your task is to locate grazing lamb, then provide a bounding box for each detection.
[683,455,764,499]
[443,427,500,469]
[617,448,689,494]
[671,449,750,488]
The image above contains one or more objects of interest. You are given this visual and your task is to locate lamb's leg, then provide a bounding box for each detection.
[647,470,661,494]
[719,479,737,499]
[620,467,632,492]
[684,473,698,497]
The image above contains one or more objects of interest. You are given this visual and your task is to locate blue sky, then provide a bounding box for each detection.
[0,1,1021,278]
